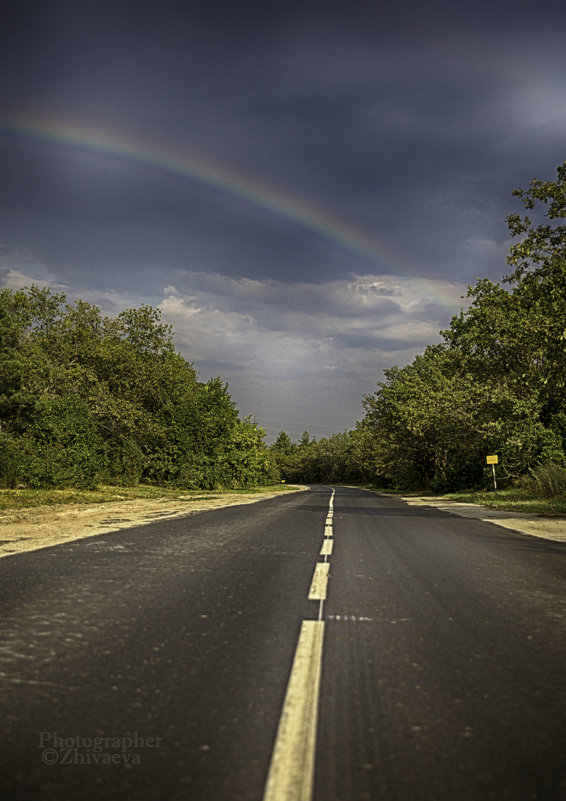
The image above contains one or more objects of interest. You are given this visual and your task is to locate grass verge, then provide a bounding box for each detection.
[0,483,300,511]
[444,488,566,516]
[358,483,566,516]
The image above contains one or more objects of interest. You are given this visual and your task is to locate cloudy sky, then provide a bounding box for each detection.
[1,0,565,440]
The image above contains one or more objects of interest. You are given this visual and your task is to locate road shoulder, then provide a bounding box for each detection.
[400,495,566,542]
[0,487,309,558]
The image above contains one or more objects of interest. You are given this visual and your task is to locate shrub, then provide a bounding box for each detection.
[0,432,24,488]
[520,463,566,498]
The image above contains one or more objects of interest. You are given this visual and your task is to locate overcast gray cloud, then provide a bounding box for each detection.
[2,263,467,439]
[1,0,565,438]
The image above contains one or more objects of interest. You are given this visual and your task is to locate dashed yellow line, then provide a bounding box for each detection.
[262,487,336,801]
[308,562,330,600]
[320,539,333,556]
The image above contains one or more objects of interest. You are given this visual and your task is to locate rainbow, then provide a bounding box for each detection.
[0,113,465,310]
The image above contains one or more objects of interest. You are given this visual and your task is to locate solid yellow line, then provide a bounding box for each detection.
[308,562,330,600]
[262,620,325,801]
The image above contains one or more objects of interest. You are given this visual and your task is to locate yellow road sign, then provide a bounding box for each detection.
[486,455,499,464]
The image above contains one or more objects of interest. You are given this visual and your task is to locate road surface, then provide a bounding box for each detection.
[1,486,565,800]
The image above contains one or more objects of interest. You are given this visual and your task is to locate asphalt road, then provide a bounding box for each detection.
[1,486,565,801]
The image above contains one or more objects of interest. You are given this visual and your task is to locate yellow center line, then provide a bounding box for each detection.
[262,487,336,801]
[262,621,325,801]
[308,562,330,600]
[320,539,333,556]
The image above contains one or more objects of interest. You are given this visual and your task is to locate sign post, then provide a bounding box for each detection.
[486,455,499,495]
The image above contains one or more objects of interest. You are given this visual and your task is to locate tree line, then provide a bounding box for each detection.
[2,163,564,493]
[0,287,278,489]
[273,162,566,492]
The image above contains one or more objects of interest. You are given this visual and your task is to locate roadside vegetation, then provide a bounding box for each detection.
[0,289,279,491]
[445,463,566,515]
[356,476,566,516]
[2,164,566,514]
[0,484,299,511]
[446,488,566,516]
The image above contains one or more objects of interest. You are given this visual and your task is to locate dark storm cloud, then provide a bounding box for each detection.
[2,0,566,434]
[4,0,563,289]
[333,331,433,352]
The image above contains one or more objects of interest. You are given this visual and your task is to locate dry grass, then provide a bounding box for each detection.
[446,488,566,516]
[0,484,298,511]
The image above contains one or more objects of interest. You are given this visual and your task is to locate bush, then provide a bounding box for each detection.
[0,432,24,488]
[25,395,104,489]
[520,463,566,497]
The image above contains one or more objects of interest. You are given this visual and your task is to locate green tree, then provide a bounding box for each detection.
[272,431,297,456]
[358,163,566,490]
[505,161,566,426]
[362,347,489,490]
[0,286,275,490]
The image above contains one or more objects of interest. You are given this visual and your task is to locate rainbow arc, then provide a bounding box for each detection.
[1,113,464,311]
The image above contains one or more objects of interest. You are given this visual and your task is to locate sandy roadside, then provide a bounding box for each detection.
[0,487,309,559]
[401,495,566,543]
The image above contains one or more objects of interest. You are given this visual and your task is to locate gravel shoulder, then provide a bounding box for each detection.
[401,495,566,542]
[0,488,309,558]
